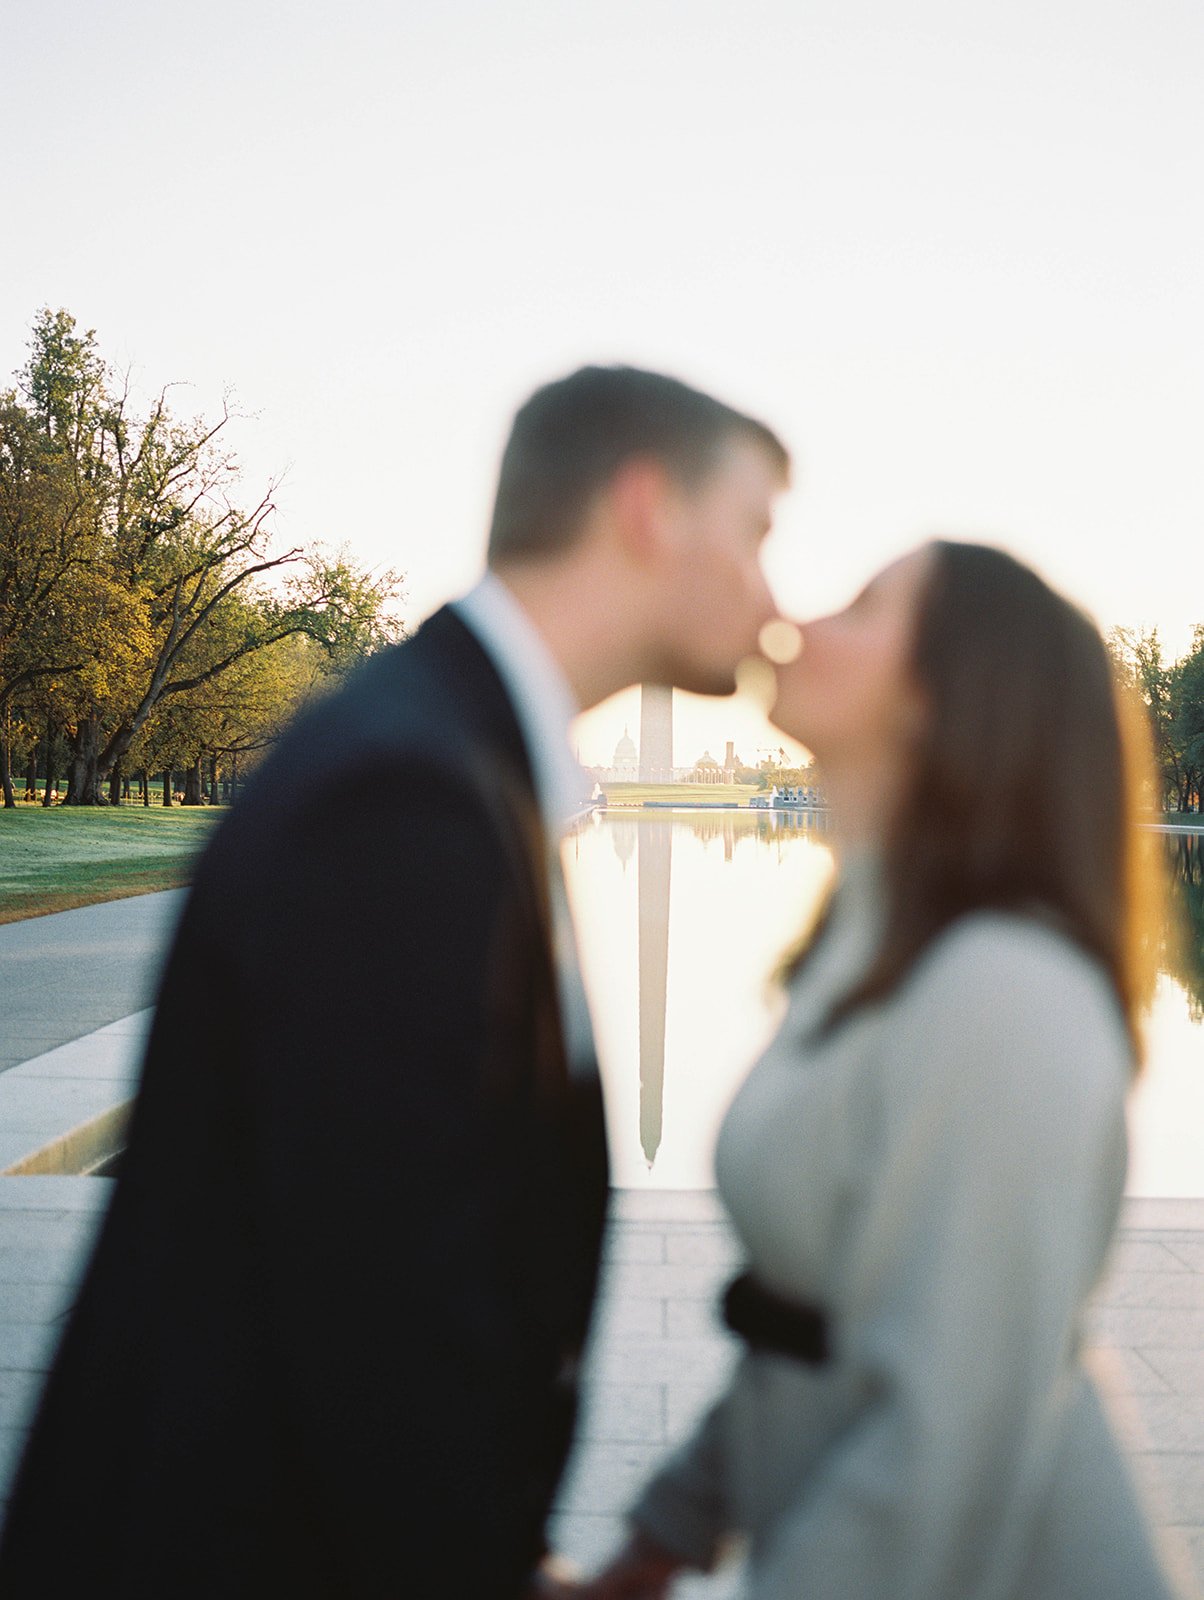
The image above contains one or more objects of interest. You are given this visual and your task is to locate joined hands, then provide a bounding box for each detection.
[527,1533,682,1599]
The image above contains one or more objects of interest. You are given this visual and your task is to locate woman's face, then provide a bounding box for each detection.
[770,546,934,770]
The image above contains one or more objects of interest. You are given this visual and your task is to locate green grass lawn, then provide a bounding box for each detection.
[0,805,223,923]
[600,782,760,806]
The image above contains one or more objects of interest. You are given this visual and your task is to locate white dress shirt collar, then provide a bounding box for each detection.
[451,571,588,836]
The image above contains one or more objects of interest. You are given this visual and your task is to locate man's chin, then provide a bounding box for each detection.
[668,666,740,698]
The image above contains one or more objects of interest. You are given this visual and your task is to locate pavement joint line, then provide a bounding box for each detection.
[0,1182,1201,1586]
[0,992,1201,1588]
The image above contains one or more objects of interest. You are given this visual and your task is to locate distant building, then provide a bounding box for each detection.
[590,726,639,785]
[611,727,638,779]
[590,717,752,788]
[689,750,724,784]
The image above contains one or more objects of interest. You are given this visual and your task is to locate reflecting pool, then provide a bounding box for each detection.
[562,811,1204,1195]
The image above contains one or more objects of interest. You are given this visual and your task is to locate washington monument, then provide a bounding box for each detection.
[639,684,673,783]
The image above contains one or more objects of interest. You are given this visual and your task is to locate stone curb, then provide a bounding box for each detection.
[0,1012,149,1177]
[2,1101,133,1177]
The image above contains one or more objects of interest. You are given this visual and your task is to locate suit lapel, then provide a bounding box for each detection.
[408,607,599,1084]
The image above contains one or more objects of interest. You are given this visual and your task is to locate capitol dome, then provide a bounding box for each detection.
[606,726,639,781]
[613,727,638,765]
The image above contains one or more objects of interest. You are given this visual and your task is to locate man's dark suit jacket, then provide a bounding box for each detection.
[0,607,610,1598]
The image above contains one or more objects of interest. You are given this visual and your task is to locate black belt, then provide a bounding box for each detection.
[721,1271,831,1366]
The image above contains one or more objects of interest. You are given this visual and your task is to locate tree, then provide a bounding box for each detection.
[1,309,405,805]
[1108,627,1189,811]
[0,318,113,806]
[130,630,334,808]
[1169,627,1204,814]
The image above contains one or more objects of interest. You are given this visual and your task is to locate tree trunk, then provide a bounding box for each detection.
[208,754,220,806]
[162,769,173,807]
[141,769,150,807]
[0,730,15,810]
[94,719,139,803]
[108,759,123,806]
[63,719,103,805]
[182,758,204,806]
[42,716,57,806]
[24,750,38,802]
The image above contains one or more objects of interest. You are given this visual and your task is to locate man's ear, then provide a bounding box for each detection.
[608,457,677,566]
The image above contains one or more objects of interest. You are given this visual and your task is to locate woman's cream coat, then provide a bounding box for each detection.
[631,860,1187,1599]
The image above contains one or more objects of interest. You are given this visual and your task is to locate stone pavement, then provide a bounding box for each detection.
[554,1190,1204,1596]
[0,890,182,1073]
[0,1177,1201,1595]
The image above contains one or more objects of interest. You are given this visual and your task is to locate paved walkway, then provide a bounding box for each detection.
[0,1178,1201,1595]
[0,891,183,1073]
[0,891,1199,1591]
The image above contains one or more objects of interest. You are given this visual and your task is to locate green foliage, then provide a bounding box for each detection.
[766,766,814,791]
[0,308,406,806]
[1110,626,1204,813]
[1172,626,1204,789]
[21,308,106,445]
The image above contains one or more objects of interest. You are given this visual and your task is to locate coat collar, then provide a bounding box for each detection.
[451,573,588,837]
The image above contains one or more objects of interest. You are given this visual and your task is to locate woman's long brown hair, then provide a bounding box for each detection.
[796,541,1163,1068]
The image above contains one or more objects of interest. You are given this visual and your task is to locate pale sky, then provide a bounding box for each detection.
[3,0,1201,767]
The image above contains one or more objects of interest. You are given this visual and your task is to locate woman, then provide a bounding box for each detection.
[583,542,1186,1599]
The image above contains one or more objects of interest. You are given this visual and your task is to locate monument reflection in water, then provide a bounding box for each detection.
[563,812,1204,1196]
[636,818,671,1166]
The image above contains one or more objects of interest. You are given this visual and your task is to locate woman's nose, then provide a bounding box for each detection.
[759,618,804,666]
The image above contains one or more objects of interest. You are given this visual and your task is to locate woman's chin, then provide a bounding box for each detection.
[767,707,814,749]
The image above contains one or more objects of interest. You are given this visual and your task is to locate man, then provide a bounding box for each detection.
[0,366,789,1597]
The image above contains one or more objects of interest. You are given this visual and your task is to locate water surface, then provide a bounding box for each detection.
[563,811,1204,1195]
